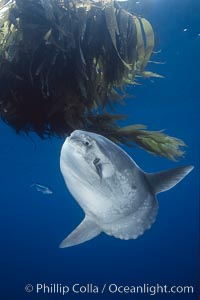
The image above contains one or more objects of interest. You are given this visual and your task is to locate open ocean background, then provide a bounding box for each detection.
[0,0,199,299]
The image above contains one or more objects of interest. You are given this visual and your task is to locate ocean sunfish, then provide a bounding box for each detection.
[59,130,193,248]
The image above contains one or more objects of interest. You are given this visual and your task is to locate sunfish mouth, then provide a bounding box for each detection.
[68,131,92,146]
[66,134,85,153]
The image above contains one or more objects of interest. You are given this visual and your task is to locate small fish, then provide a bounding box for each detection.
[59,130,193,248]
[30,183,53,195]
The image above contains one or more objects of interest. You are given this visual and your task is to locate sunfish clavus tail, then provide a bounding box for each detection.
[59,130,193,248]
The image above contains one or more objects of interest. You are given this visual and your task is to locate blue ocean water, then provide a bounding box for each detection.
[0,0,199,299]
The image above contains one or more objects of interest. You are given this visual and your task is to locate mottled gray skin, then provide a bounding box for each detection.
[60,130,193,248]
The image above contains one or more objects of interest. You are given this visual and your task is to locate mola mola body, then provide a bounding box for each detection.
[59,130,193,248]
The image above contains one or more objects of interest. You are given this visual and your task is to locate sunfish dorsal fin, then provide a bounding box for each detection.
[59,215,101,248]
[146,165,194,195]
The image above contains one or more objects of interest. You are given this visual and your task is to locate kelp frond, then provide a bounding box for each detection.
[0,0,186,160]
[86,117,185,160]
[115,125,186,160]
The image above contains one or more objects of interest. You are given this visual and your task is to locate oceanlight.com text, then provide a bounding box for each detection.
[24,283,194,296]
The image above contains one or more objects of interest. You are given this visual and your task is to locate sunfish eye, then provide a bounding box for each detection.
[83,139,92,147]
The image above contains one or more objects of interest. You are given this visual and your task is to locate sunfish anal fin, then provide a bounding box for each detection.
[59,216,101,248]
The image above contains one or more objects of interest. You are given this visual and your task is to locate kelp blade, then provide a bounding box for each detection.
[0,0,185,160]
[116,125,186,160]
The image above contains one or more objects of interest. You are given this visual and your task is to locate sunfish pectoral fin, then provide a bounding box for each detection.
[146,165,194,195]
[59,216,101,248]
[93,157,102,181]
